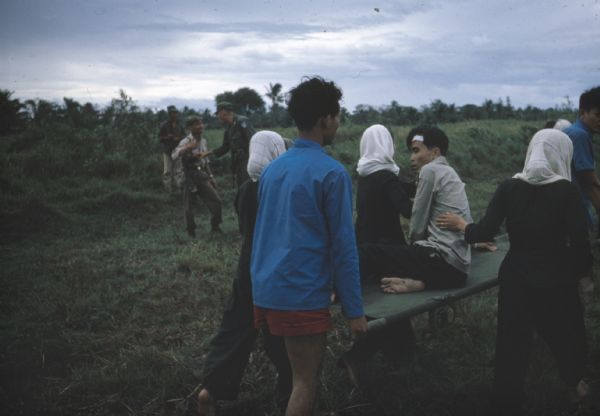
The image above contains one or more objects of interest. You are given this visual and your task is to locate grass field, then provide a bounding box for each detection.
[1,120,600,415]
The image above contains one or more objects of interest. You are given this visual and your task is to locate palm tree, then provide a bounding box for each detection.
[0,90,26,134]
[265,82,283,110]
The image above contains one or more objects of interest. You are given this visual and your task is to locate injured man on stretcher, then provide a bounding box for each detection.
[340,126,493,384]
[359,125,475,293]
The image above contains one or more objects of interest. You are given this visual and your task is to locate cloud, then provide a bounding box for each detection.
[471,35,490,46]
[1,0,598,110]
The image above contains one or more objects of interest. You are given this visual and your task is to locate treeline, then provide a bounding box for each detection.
[0,85,561,237]
[346,97,575,125]
[1,87,577,136]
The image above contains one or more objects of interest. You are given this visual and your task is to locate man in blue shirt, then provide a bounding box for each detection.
[251,76,368,415]
[564,86,600,232]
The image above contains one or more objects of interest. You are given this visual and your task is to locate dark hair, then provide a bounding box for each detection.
[579,86,600,112]
[405,125,449,155]
[286,76,342,131]
[544,120,556,129]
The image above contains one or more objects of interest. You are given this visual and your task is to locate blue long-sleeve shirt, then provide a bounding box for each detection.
[251,139,364,319]
[564,119,596,228]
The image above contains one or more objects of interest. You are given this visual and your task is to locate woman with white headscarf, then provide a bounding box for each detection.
[339,125,415,385]
[438,129,592,413]
[355,124,413,246]
[198,131,290,415]
[246,130,288,182]
[553,118,572,131]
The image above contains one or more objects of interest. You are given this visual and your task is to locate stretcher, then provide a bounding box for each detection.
[363,235,509,331]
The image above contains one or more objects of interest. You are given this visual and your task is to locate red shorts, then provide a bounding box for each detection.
[253,306,333,337]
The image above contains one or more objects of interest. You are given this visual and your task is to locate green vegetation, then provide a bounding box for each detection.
[1,91,599,415]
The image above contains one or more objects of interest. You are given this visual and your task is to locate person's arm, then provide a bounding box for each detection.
[437,180,508,243]
[171,137,195,160]
[194,139,217,186]
[409,167,435,242]
[571,129,599,211]
[210,130,231,158]
[464,180,508,243]
[324,169,365,325]
[385,175,413,219]
[576,171,600,213]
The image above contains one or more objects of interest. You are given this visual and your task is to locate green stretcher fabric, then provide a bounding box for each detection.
[363,235,509,330]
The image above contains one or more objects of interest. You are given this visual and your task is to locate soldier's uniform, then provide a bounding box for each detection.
[172,133,222,236]
[212,114,255,187]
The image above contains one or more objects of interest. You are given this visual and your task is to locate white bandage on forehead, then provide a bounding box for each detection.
[412,135,424,142]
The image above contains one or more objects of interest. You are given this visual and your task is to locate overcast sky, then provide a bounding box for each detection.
[1,0,599,112]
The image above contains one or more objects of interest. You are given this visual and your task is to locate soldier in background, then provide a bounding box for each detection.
[199,101,255,187]
[172,116,222,237]
[159,105,186,193]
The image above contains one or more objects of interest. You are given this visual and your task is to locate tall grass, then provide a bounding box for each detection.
[1,119,599,415]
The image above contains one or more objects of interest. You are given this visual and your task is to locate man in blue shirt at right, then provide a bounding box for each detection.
[564,86,600,233]
[251,76,368,415]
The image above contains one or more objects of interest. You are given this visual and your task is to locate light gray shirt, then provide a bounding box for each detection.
[171,134,209,170]
[410,156,472,274]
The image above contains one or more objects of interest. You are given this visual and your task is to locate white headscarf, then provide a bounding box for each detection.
[356,124,400,177]
[247,130,287,182]
[553,118,572,131]
[513,129,573,185]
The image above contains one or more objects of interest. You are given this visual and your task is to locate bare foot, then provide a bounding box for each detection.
[380,277,425,293]
[197,388,216,416]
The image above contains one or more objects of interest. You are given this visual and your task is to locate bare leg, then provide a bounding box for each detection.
[197,388,216,416]
[284,333,327,416]
[380,277,425,294]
